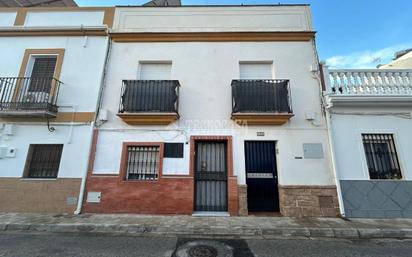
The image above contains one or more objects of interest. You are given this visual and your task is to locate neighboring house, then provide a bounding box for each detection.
[143,0,181,6]
[379,49,412,69]
[82,4,339,217]
[0,0,77,7]
[322,66,412,218]
[0,7,113,213]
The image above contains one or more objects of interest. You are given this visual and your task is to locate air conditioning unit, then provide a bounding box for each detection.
[23,92,50,103]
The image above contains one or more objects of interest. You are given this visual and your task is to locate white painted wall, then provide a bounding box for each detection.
[0,32,108,179]
[0,36,108,112]
[0,123,91,178]
[330,108,412,180]
[24,11,105,27]
[0,12,16,27]
[94,41,334,186]
[114,6,312,32]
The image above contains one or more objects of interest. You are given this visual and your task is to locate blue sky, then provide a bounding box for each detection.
[77,0,412,68]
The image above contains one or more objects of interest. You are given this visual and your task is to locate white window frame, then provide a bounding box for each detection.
[25,54,58,78]
[239,61,275,80]
[137,61,172,80]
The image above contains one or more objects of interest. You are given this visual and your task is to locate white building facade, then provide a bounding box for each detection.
[83,5,339,217]
[323,67,412,218]
[0,7,113,213]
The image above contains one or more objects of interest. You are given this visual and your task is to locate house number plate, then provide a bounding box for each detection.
[247,173,274,179]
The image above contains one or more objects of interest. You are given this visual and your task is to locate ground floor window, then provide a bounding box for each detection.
[362,134,402,179]
[24,144,63,178]
[125,145,161,181]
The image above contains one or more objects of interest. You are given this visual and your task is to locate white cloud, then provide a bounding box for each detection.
[325,44,412,69]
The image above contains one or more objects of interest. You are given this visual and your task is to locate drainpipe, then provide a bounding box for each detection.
[94,36,112,126]
[74,121,94,215]
[321,65,346,217]
[74,29,112,215]
[325,110,346,217]
[309,35,346,217]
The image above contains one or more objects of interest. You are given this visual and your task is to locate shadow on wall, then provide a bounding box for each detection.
[341,180,412,218]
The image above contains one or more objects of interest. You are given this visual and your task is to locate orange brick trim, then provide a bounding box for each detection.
[162,175,193,179]
[82,136,237,215]
[90,174,118,177]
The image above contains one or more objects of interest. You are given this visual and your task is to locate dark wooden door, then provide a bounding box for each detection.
[194,141,228,212]
[245,141,279,212]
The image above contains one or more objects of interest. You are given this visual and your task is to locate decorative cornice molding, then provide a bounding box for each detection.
[325,95,412,108]
[0,27,108,37]
[110,31,316,42]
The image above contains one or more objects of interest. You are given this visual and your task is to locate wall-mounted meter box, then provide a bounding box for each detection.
[303,143,324,159]
[4,124,15,136]
[0,146,7,159]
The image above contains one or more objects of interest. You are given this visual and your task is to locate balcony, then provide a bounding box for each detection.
[324,69,412,107]
[231,79,293,125]
[118,80,180,125]
[0,77,62,117]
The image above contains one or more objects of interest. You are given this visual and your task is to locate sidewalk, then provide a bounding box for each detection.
[1,213,412,240]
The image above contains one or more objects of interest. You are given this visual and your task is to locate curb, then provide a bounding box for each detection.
[2,223,412,240]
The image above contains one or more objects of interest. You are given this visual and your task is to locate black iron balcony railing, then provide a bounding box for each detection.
[0,77,62,117]
[119,80,180,114]
[231,79,292,114]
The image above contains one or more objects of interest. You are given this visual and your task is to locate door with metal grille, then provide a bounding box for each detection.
[194,141,228,212]
[245,141,279,212]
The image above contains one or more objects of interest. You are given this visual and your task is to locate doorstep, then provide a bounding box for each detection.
[192,212,230,217]
[248,212,282,217]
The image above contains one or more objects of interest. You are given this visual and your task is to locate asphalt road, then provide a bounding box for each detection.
[1,232,412,257]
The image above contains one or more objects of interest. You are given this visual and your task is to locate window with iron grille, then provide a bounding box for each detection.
[24,144,63,178]
[126,145,160,180]
[362,134,402,179]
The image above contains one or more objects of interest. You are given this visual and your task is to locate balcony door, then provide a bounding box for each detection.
[28,56,57,92]
[18,56,57,102]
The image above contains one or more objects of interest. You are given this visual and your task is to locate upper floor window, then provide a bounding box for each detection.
[26,56,57,93]
[117,62,179,125]
[0,49,64,118]
[239,62,273,79]
[362,134,402,180]
[23,144,63,179]
[138,62,172,80]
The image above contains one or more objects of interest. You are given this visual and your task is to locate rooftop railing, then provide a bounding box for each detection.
[325,69,412,95]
